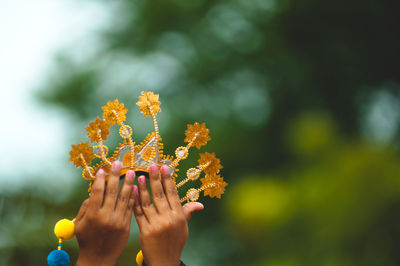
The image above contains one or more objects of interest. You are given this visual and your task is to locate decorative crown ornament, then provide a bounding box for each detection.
[47,91,227,266]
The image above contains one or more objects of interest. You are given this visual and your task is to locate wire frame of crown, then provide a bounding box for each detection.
[69,91,227,203]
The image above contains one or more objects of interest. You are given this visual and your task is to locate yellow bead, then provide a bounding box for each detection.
[136,250,143,266]
[54,219,75,240]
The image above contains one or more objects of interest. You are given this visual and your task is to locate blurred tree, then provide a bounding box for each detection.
[38,0,400,171]
[226,114,400,265]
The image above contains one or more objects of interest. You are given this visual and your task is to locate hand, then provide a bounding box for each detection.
[133,164,204,266]
[75,161,138,266]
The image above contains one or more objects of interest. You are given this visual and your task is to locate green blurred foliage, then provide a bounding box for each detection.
[226,114,400,265]
[1,0,400,265]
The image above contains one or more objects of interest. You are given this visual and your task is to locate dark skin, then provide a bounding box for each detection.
[134,164,204,266]
[75,161,137,266]
[74,162,203,266]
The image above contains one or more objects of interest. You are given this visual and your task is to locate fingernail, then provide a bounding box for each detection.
[150,164,158,173]
[138,175,146,184]
[132,185,138,193]
[126,170,135,180]
[98,169,104,175]
[112,161,121,170]
[136,194,139,201]
[161,165,170,175]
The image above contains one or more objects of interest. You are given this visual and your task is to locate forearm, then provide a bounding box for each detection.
[76,253,117,266]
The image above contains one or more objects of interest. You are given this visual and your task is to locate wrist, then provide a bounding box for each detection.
[76,251,118,266]
[144,258,180,266]
[145,261,180,266]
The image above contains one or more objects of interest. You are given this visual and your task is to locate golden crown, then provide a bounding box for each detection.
[69,91,227,202]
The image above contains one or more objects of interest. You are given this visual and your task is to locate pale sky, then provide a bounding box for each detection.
[0,0,107,193]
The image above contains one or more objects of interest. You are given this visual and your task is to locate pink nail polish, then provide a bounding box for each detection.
[139,176,146,184]
[161,165,170,175]
[126,170,135,180]
[150,164,158,173]
[112,161,121,170]
[132,185,138,193]
[98,169,104,175]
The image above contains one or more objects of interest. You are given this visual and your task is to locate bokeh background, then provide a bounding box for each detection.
[1,0,400,265]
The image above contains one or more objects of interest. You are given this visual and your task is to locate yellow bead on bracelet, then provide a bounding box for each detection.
[47,218,75,266]
[136,250,144,266]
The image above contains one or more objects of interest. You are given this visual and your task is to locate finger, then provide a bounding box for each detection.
[133,191,148,227]
[148,164,170,212]
[182,202,204,221]
[160,165,181,210]
[88,168,106,211]
[116,170,135,214]
[137,175,157,221]
[75,199,89,225]
[103,161,122,210]
[125,185,138,222]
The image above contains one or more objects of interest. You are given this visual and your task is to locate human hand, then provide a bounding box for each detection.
[75,161,138,266]
[134,164,204,266]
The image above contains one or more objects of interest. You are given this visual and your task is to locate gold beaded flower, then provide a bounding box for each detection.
[198,152,222,175]
[136,91,161,117]
[102,99,128,125]
[184,122,211,149]
[86,117,110,143]
[200,174,227,199]
[69,142,95,168]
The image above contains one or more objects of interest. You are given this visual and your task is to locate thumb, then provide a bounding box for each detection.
[182,202,204,221]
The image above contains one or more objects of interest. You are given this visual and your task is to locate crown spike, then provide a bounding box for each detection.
[178,172,228,202]
[176,177,190,189]
[184,122,211,149]
[69,142,95,167]
[172,146,189,168]
[102,99,128,125]
[119,125,136,169]
[86,117,110,143]
[200,174,227,199]
[172,123,211,168]
[175,165,203,188]
[198,152,222,175]
[149,106,160,163]
[112,108,137,169]
[112,110,123,126]
[129,139,136,169]
[79,154,95,180]
[198,161,211,171]
[187,133,199,149]
[174,153,220,188]
[96,131,112,166]
[137,91,162,163]
[181,188,201,203]
[180,183,216,203]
